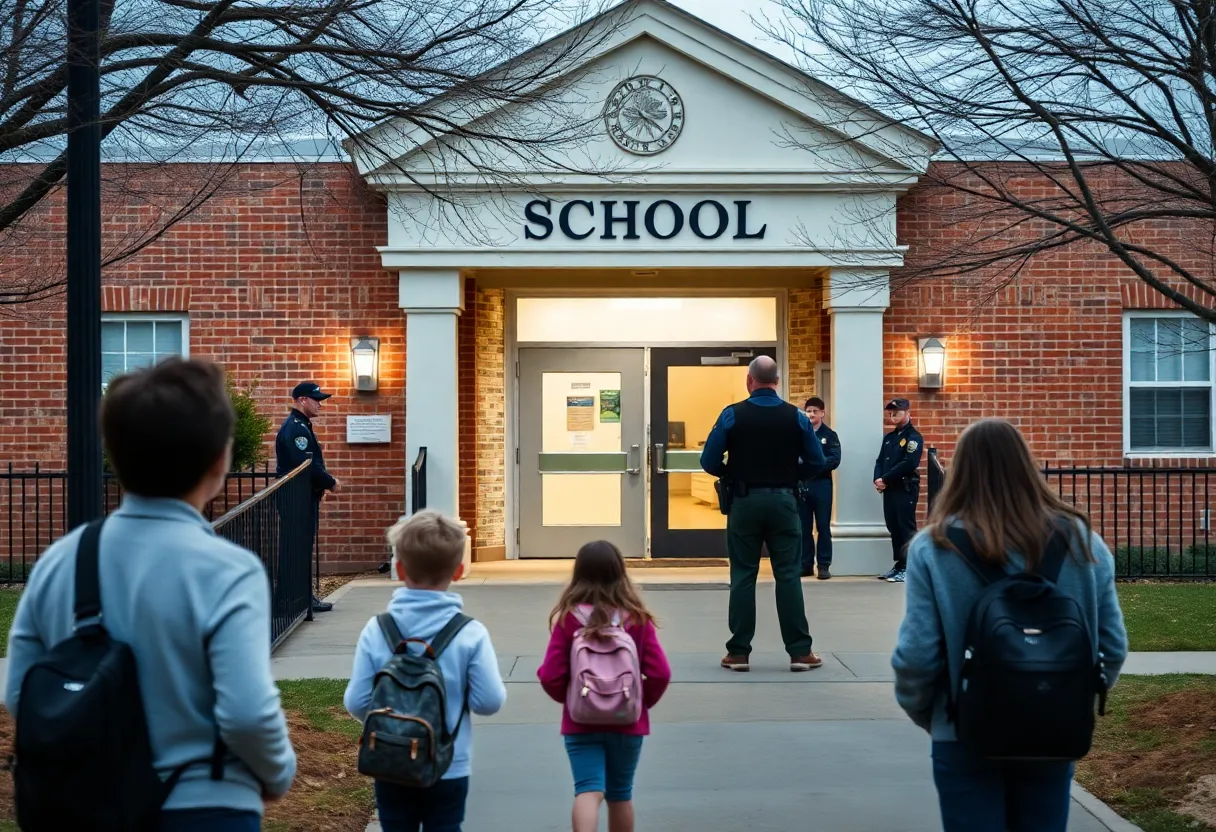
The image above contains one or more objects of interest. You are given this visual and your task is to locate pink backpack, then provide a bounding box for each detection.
[566,605,644,726]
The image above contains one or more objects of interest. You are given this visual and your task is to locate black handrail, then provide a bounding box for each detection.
[211,458,315,647]
[411,446,428,514]
[927,446,946,515]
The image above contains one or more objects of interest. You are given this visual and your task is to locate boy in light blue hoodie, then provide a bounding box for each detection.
[345,509,506,831]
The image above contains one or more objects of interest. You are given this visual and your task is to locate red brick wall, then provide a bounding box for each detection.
[889,164,1216,561]
[889,163,1215,469]
[0,163,401,571]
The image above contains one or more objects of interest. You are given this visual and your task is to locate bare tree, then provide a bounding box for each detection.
[760,0,1216,321]
[0,0,623,305]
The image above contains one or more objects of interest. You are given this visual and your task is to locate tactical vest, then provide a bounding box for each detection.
[725,400,804,488]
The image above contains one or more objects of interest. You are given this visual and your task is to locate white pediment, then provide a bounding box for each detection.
[348,0,937,190]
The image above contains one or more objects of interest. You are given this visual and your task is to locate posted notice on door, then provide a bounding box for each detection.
[566,396,595,432]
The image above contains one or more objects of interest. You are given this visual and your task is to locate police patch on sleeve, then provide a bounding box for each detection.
[907,440,919,452]
[294,436,309,451]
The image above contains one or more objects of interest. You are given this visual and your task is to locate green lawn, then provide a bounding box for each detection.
[1117,583,1216,651]
[0,589,19,658]
[1077,674,1216,832]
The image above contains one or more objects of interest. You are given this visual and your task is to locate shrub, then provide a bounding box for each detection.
[1114,546,1216,577]
[227,377,272,472]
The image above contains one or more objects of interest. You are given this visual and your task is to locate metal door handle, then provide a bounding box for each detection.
[626,444,641,475]
[654,443,668,474]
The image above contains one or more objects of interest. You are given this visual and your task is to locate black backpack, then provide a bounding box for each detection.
[357,612,473,788]
[946,524,1109,761]
[11,519,226,830]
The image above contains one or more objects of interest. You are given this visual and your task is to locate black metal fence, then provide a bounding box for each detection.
[1,463,276,584]
[926,449,1216,579]
[212,459,315,648]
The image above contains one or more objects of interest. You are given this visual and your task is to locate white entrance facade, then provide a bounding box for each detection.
[349,0,936,574]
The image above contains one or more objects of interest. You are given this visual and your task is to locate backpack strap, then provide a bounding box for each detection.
[1034,524,1071,584]
[73,519,106,630]
[377,613,407,653]
[571,606,621,628]
[428,614,475,740]
[429,613,473,659]
[945,526,1008,587]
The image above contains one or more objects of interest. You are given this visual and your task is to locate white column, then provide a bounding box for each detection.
[825,269,892,576]
[400,269,464,520]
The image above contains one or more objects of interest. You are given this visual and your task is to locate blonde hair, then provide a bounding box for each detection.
[386,509,466,586]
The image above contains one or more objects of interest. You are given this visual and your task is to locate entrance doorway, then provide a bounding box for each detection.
[518,348,647,558]
[649,346,777,558]
[515,344,778,559]
[510,293,784,559]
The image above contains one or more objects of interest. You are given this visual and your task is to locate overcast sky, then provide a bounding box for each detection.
[661,0,798,61]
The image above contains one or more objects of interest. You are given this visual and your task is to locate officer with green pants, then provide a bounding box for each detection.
[700,356,827,673]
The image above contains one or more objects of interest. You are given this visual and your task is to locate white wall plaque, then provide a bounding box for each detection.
[346,414,392,444]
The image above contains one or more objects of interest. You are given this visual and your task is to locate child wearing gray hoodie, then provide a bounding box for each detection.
[345,510,507,831]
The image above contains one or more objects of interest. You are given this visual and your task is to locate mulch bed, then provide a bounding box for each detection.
[1077,683,1216,828]
[317,570,384,600]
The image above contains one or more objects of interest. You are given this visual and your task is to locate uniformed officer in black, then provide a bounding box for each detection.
[799,397,841,580]
[700,355,826,672]
[874,398,923,583]
[276,381,340,613]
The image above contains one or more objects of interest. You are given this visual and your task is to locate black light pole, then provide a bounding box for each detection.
[65,0,103,528]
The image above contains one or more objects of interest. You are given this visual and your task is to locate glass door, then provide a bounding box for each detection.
[518,348,647,558]
[649,346,778,558]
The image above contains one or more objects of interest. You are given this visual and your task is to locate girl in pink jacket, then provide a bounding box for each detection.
[537,540,672,832]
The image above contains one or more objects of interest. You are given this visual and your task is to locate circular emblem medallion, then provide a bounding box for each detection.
[603,76,684,156]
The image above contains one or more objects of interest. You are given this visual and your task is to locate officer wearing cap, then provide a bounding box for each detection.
[700,355,826,673]
[276,381,341,613]
[799,397,841,580]
[874,397,923,583]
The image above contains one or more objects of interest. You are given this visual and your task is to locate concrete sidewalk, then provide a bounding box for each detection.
[276,581,1156,832]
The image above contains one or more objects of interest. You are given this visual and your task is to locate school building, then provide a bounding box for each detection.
[1,0,1209,575]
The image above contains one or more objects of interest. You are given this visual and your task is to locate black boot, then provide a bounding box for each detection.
[311,594,333,613]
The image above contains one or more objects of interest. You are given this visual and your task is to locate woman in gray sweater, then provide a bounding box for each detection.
[891,418,1128,832]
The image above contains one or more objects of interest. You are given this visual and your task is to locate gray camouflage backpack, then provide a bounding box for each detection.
[356,612,473,787]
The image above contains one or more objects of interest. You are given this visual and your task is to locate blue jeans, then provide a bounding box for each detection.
[564,733,644,802]
[159,808,261,831]
[798,480,832,569]
[932,741,1074,832]
[375,777,469,832]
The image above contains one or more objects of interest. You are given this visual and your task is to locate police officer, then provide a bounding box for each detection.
[700,356,826,673]
[276,381,341,613]
[874,398,923,583]
[799,397,841,580]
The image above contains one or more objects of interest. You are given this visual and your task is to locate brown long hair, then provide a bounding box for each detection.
[927,418,1095,569]
[549,540,656,634]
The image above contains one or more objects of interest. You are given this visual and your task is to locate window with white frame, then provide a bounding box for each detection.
[1126,314,1213,452]
[101,315,188,389]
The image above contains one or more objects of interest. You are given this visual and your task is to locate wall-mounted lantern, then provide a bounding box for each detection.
[351,336,380,392]
[917,336,947,389]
